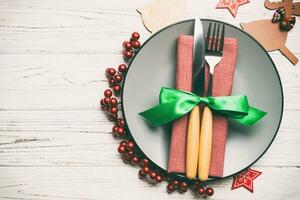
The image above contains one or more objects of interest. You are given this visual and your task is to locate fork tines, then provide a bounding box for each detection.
[205,22,225,56]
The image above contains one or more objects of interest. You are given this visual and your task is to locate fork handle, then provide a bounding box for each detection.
[186,106,201,179]
[198,106,212,181]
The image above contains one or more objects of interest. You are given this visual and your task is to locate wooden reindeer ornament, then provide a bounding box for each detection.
[241,0,300,65]
[137,0,186,33]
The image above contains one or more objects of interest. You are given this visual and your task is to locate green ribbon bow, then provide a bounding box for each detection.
[139,87,266,127]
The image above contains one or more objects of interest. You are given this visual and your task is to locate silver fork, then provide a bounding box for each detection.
[197,22,225,181]
[205,22,225,84]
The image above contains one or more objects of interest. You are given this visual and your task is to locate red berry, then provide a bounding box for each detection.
[140,158,149,167]
[113,74,123,82]
[120,141,127,147]
[118,145,126,153]
[109,98,118,107]
[116,127,125,136]
[108,78,116,86]
[109,114,118,121]
[106,68,116,77]
[138,169,146,179]
[126,141,135,150]
[171,180,180,188]
[123,41,130,48]
[118,64,127,72]
[206,187,214,196]
[103,97,110,105]
[109,107,118,115]
[198,187,206,195]
[124,41,132,50]
[112,125,119,134]
[131,156,139,165]
[167,183,175,193]
[142,166,150,174]
[180,182,188,193]
[131,40,140,49]
[155,175,163,183]
[123,154,131,163]
[131,32,140,41]
[149,171,157,179]
[112,85,121,93]
[104,89,113,97]
[100,98,105,106]
[123,50,133,59]
[117,118,125,127]
[180,182,188,190]
[126,150,134,158]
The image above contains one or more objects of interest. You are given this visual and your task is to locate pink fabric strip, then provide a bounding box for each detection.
[209,38,238,177]
[167,35,193,173]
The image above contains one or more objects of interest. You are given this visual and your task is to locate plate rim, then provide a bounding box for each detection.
[121,18,284,182]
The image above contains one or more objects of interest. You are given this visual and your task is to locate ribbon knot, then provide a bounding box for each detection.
[139,87,266,127]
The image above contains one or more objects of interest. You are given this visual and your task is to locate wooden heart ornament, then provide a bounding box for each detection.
[137,0,186,33]
[241,0,300,65]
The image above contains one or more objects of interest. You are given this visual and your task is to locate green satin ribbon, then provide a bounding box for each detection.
[139,87,266,127]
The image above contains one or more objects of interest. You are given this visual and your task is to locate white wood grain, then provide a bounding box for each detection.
[0,167,299,200]
[0,0,299,199]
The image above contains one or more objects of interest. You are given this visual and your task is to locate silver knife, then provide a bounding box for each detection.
[193,18,205,82]
[186,18,206,179]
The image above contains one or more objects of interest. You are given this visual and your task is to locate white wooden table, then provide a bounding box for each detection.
[0,0,299,199]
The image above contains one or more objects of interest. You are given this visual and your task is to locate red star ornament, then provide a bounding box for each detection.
[216,0,250,17]
[231,168,262,193]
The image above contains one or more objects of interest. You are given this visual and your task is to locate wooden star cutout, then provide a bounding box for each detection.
[216,0,250,17]
[231,168,262,193]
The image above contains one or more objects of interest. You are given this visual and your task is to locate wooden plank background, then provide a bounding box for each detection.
[0,0,299,199]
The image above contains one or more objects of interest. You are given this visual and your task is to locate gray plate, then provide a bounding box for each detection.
[122,19,283,179]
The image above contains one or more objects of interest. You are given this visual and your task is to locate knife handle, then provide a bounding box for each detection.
[198,106,212,181]
[186,106,201,179]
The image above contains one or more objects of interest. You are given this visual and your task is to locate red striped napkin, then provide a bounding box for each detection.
[167,35,238,178]
[167,35,193,173]
[209,38,238,177]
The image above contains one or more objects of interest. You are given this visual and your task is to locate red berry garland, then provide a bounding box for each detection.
[100,32,215,197]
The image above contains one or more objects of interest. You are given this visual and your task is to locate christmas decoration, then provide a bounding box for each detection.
[216,0,250,17]
[231,168,262,193]
[137,0,186,33]
[240,0,300,65]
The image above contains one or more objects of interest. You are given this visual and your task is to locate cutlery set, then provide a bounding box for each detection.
[186,19,225,181]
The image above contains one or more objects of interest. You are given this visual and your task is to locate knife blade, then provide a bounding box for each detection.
[192,18,205,84]
[186,18,205,179]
